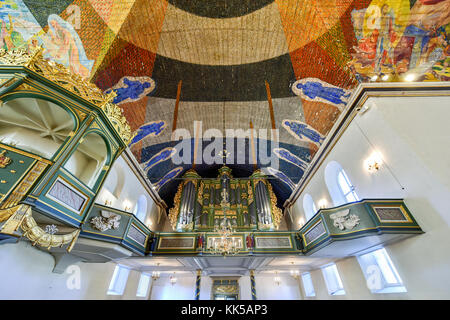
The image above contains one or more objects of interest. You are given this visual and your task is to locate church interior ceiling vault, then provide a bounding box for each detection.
[1,0,449,208]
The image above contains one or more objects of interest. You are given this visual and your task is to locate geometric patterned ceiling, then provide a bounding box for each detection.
[1,0,449,207]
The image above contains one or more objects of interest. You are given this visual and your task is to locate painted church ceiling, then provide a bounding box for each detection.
[1,0,449,207]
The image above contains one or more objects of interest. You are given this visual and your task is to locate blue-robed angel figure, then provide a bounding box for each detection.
[274,148,308,170]
[129,121,166,146]
[106,77,153,104]
[284,120,325,145]
[143,148,175,171]
[154,167,183,191]
[295,81,351,106]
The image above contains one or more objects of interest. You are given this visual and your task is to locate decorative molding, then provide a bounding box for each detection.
[90,211,121,232]
[1,160,49,209]
[0,150,12,168]
[303,220,326,245]
[0,204,80,252]
[329,209,360,231]
[168,183,183,230]
[267,183,282,230]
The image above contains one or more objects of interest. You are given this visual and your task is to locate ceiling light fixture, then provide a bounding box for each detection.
[208,179,240,256]
[364,151,383,173]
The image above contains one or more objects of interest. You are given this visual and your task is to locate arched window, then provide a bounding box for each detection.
[325,161,359,206]
[303,193,317,221]
[134,195,147,223]
[337,168,359,203]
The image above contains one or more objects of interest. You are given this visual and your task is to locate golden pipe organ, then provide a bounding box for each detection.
[169,166,283,232]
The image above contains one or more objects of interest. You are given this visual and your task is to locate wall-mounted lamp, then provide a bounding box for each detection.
[170,273,177,286]
[274,271,281,286]
[290,262,300,279]
[123,200,132,212]
[318,199,327,209]
[364,151,383,173]
[152,263,160,281]
[104,199,112,206]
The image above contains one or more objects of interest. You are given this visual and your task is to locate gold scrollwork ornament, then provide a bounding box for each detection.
[0,150,12,168]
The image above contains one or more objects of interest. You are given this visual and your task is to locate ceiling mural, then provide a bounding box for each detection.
[1,0,449,208]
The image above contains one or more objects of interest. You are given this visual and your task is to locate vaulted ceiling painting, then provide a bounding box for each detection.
[1,0,449,207]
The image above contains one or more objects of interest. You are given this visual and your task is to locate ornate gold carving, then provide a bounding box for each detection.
[0,204,29,233]
[15,82,40,93]
[0,48,132,144]
[1,204,80,252]
[0,160,48,209]
[0,77,13,88]
[253,178,267,186]
[197,181,204,203]
[267,183,282,230]
[168,182,183,230]
[247,181,254,204]
[0,206,16,223]
[72,108,87,121]
[19,205,80,251]
[0,150,12,168]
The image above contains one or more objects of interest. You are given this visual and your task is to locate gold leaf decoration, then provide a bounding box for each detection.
[168,182,183,230]
[267,183,282,230]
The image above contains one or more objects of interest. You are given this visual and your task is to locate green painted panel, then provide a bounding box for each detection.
[81,205,131,239]
[322,203,377,235]
[0,145,37,198]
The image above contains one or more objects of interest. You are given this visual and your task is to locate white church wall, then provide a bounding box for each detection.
[239,276,252,300]
[290,95,450,299]
[199,275,213,300]
[97,155,160,230]
[0,241,117,299]
[150,274,197,300]
[246,274,302,300]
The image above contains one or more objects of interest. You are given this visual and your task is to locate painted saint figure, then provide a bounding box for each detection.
[45,14,94,78]
[197,233,205,250]
[292,78,352,108]
[273,148,308,171]
[105,76,156,105]
[246,233,254,250]
[143,147,176,172]
[282,120,325,145]
[154,166,183,191]
[375,4,397,72]
[130,121,166,146]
